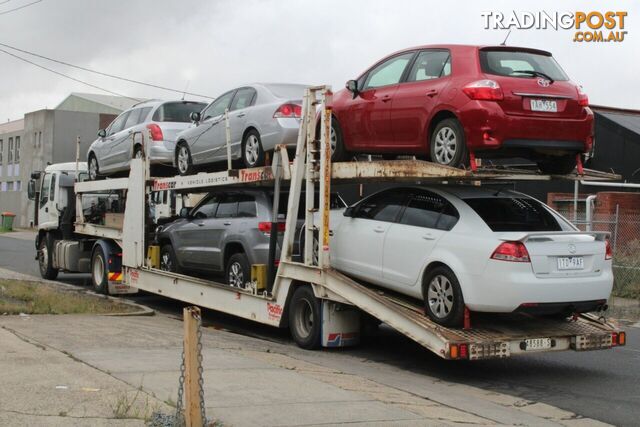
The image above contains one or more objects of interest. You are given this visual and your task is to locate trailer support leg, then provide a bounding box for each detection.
[576,154,584,175]
[463,306,471,330]
[469,151,477,172]
[183,307,204,427]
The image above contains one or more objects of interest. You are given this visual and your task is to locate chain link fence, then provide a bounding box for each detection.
[558,207,640,299]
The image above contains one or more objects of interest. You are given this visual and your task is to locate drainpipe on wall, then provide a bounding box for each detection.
[585,195,597,232]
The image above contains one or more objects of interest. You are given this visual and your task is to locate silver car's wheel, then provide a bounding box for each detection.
[226,253,249,289]
[176,144,193,175]
[228,262,244,287]
[88,155,99,180]
[242,130,265,168]
[433,127,457,164]
[427,274,454,319]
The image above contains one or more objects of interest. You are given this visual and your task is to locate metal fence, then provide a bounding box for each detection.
[557,207,640,298]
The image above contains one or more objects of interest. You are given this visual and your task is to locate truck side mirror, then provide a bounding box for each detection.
[179,207,190,218]
[190,112,201,123]
[97,129,107,138]
[27,179,36,200]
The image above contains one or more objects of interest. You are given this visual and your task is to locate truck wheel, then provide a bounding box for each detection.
[91,246,109,294]
[423,266,464,327]
[38,234,58,280]
[226,253,250,289]
[289,285,322,349]
[160,244,181,273]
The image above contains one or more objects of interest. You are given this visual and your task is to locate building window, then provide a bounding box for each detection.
[1,182,6,191]
[7,137,12,163]
[0,139,3,164]
[7,181,13,191]
[15,136,20,163]
[14,181,20,191]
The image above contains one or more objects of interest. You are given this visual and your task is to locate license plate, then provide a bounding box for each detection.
[557,256,584,270]
[530,99,558,112]
[525,338,552,350]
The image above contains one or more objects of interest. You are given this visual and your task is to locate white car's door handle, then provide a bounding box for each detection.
[373,226,385,233]
[422,234,435,240]
[223,221,232,226]
[236,113,246,118]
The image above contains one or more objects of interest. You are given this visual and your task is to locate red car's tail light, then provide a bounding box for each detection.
[462,80,503,101]
[258,222,286,233]
[577,85,589,106]
[146,124,164,141]
[273,103,302,118]
[491,241,530,262]
[605,239,613,260]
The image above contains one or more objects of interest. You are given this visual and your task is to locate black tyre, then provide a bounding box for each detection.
[289,285,322,349]
[537,155,577,175]
[38,233,58,280]
[88,153,100,181]
[423,266,465,327]
[160,244,180,273]
[329,118,348,162]
[91,246,109,294]
[226,252,250,289]
[429,118,469,168]
[176,142,196,176]
[242,130,265,168]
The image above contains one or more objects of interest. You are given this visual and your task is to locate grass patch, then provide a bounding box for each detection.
[0,279,137,315]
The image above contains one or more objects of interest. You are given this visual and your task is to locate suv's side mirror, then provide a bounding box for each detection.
[27,179,36,200]
[179,207,190,218]
[346,80,359,98]
[97,129,107,138]
[190,112,201,123]
[343,206,355,217]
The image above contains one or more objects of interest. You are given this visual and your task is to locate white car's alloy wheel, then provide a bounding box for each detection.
[329,126,337,155]
[433,127,457,164]
[245,135,260,166]
[427,274,454,318]
[177,146,190,174]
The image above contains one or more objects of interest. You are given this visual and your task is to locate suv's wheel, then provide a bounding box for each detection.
[88,154,100,181]
[38,233,58,280]
[226,252,250,289]
[176,143,195,176]
[242,130,265,168]
[537,155,577,175]
[160,244,180,273]
[91,246,109,294]
[430,118,468,168]
[423,266,464,327]
[289,285,322,349]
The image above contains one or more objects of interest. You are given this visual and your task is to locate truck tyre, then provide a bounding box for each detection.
[38,233,58,280]
[289,285,322,349]
[430,118,468,168]
[423,266,464,327]
[160,244,180,273]
[91,246,109,294]
[226,252,250,289]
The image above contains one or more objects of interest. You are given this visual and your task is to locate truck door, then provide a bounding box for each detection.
[38,172,59,230]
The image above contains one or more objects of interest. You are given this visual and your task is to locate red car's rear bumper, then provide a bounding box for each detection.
[458,101,594,156]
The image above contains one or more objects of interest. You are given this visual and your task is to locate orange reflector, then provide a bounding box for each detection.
[450,344,459,359]
[618,332,626,346]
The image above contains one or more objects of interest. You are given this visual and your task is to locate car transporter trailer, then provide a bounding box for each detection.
[68,85,625,360]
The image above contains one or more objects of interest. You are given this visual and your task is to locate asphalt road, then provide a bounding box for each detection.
[1,233,638,426]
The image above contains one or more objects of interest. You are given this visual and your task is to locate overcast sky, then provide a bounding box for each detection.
[0,0,637,122]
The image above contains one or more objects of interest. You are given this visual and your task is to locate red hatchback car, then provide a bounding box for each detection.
[329,45,593,174]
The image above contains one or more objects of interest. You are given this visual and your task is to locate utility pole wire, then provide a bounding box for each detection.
[0,0,42,16]
[0,47,142,102]
[0,41,215,99]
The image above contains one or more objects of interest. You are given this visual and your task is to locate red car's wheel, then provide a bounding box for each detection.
[430,118,469,168]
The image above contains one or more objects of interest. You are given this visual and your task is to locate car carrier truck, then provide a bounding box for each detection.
[27,86,626,359]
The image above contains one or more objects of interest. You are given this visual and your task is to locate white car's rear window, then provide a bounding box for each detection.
[464,197,564,232]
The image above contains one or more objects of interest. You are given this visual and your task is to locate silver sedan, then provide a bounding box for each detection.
[174,83,308,174]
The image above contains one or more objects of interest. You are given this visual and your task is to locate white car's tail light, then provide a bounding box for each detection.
[491,241,531,262]
[146,123,164,141]
[462,80,503,101]
[273,103,302,118]
[605,239,613,260]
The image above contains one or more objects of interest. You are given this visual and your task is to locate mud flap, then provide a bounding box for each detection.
[321,300,361,348]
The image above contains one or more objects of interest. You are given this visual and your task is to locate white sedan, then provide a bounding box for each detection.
[329,185,613,326]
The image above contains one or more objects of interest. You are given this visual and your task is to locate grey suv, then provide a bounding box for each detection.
[156,188,346,288]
